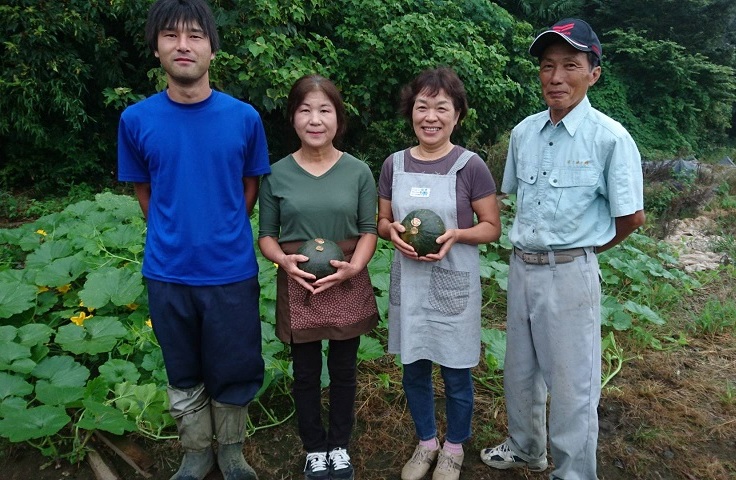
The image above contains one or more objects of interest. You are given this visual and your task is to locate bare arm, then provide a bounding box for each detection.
[243,176,260,216]
[596,209,646,253]
[133,182,151,221]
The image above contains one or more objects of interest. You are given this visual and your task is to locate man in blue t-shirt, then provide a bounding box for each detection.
[117,1,270,479]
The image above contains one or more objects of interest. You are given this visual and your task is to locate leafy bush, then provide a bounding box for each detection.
[600,30,736,157]
[3,0,736,191]
[0,1,150,193]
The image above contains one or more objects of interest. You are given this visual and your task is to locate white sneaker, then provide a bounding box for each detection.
[480,440,548,471]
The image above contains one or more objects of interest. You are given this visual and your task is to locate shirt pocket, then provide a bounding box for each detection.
[548,163,602,229]
[515,162,539,221]
[548,164,600,188]
[425,266,470,316]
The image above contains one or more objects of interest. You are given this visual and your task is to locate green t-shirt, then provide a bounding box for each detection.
[258,153,377,243]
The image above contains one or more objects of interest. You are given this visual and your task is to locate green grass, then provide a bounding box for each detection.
[690,297,736,335]
[721,381,736,407]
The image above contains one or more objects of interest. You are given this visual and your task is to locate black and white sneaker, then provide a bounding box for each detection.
[328,448,355,480]
[304,451,329,479]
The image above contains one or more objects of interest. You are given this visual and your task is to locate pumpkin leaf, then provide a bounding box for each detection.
[0,280,37,319]
[98,359,140,385]
[0,372,34,400]
[55,317,127,355]
[79,267,144,309]
[0,405,70,441]
[77,399,137,435]
[31,356,89,387]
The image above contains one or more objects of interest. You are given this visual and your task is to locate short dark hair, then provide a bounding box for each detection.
[287,75,347,140]
[587,51,600,69]
[399,67,469,122]
[145,0,220,53]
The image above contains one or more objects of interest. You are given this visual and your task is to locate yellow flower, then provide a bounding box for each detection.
[71,311,93,326]
[36,229,47,236]
[273,263,279,269]
[126,303,139,311]
[57,284,71,294]
[37,286,50,293]
[145,319,153,328]
[79,301,95,313]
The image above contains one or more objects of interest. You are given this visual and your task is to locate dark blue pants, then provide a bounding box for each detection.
[147,277,264,406]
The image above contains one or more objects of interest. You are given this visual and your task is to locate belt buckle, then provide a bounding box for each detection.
[523,252,545,264]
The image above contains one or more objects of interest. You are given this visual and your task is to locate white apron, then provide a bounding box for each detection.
[387,150,482,368]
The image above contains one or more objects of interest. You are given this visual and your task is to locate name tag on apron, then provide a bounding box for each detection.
[410,187,430,198]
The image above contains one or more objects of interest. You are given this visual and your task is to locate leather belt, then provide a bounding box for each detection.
[514,247,589,265]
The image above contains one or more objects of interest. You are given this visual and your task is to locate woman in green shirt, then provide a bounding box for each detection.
[258,75,379,480]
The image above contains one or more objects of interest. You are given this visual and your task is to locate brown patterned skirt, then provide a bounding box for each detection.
[276,238,379,344]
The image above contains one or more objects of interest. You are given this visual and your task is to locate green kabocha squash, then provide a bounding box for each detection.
[400,209,446,256]
[297,238,344,279]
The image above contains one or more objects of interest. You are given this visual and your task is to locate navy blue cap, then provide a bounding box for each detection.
[529,18,602,60]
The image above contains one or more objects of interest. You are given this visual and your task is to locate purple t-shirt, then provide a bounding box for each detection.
[378,146,496,228]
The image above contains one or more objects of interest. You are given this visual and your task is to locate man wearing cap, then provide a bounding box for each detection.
[480,18,644,479]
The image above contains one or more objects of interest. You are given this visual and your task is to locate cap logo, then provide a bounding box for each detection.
[552,23,575,36]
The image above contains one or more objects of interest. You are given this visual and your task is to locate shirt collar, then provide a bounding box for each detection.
[536,96,592,136]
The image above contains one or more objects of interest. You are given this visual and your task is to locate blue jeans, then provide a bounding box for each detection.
[402,360,473,444]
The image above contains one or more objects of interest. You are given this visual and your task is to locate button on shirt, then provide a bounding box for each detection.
[502,96,643,252]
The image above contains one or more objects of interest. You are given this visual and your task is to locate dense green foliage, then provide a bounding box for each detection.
[0,1,136,191]
[591,31,736,157]
[1,0,735,191]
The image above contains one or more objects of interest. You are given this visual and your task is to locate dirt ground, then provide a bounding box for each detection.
[2,322,735,480]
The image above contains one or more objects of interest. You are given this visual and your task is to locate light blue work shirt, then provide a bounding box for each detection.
[502,96,643,252]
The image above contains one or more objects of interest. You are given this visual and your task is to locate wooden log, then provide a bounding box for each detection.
[93,431,154,478]
[87,449,121,480]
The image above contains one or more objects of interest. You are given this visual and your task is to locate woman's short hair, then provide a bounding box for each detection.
[145,0,220,53]
[399,67,469,122]
[287,75,347,140]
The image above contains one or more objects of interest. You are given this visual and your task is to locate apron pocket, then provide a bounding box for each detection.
[427,266,470,316]
[389,260,401,306]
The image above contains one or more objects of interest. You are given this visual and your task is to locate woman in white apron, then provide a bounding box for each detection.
[377,68,501,480]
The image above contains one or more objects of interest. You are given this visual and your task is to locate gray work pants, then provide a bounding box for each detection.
[504,250,601,480]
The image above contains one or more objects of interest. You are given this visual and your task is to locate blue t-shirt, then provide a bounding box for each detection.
[118,90,271,285]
